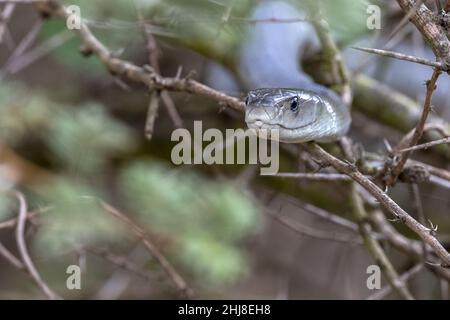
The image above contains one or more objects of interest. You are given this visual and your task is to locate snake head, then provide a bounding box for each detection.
[244,88,324,142]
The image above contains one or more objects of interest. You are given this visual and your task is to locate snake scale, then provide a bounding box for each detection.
[241,1,351,143]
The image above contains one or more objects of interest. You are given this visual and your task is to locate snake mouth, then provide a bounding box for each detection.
[246,119,315,131]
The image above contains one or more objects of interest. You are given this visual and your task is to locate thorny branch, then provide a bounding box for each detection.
[305,142,450,267]
[386,69,442,187]
[1,0,450,298]
[350,184,414,300]
[396,0,450,67]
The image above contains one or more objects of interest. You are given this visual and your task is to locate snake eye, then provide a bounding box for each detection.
[245,96,250,105]
[290,97,299,112]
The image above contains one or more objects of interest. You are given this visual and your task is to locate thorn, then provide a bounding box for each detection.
[184,70,197,81]
[311,160,330,173]
[175,65,183,79]
[425,261,442,267]
[383,138,393,154]
[111,48,125,58]
[79,45,93,57]
[143,64,154,73]
[344,159,357,171]
[388,214,406,223]
[428,219,438,235]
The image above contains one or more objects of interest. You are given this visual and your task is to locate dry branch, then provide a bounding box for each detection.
[396,0,450,67]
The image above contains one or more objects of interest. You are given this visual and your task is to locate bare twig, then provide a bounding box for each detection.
[14,191,61,300]
[0,208,43,229]
[387,0,425,44]
[410,183,428,262]
[387,69,442,186]
[99,200,193,298]
[286,195,359,232]
[351,184,414,300]
[271,172,352,181]
[266,208,362,245]
[89,247,158,284]
[144,90,160,140]
[136,7,183,129]
[0,19,42,77]
[399,136,450,152]
[367,264,423,300]
[396,0,450,67]
[351,46,446,70]
[0,3,15,43]
[0,241,24,269]
[35,0,243,111]
[5,30,72,75]
[305,142,450,267]
[395,123,448,151]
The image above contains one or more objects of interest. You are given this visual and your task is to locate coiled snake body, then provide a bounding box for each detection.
[241,1,351,142]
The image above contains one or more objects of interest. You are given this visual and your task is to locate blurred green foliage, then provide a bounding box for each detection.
[0,80,260,287]
[1,0,373,293]
[120,161,259,284]
[40,0,371,75]
[0,83,53,145]
[179,235,247,285]
[36,179,125,254]
[320,0,373,44]
[47,103,136,174]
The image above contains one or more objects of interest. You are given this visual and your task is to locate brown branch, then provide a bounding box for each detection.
[387,0,425,44]
[36,0,243,112]
[387,69,442,186]
[288,195,359,232]
[351,46,446,70]
[0,3,15,43]
[0,208,43,229]
[266,208,362,245]
[22,0,450,280]
[399,135,450,152]
[367,263,423,300]
[368,209,450,281]
[88,247,159,284]
[350,184,414,300]
[0,241,24,269]
[14,191,61,300]
[271,172,352,181]
[99,200,193,298]
[396,0,450,67]
[137,10,183,129]
[305,142,450,267]
[144,90,160,140]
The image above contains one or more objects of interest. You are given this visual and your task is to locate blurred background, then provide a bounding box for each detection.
[0,0,449,299]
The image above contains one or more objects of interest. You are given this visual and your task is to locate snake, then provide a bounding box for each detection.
[241,1,351,143]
